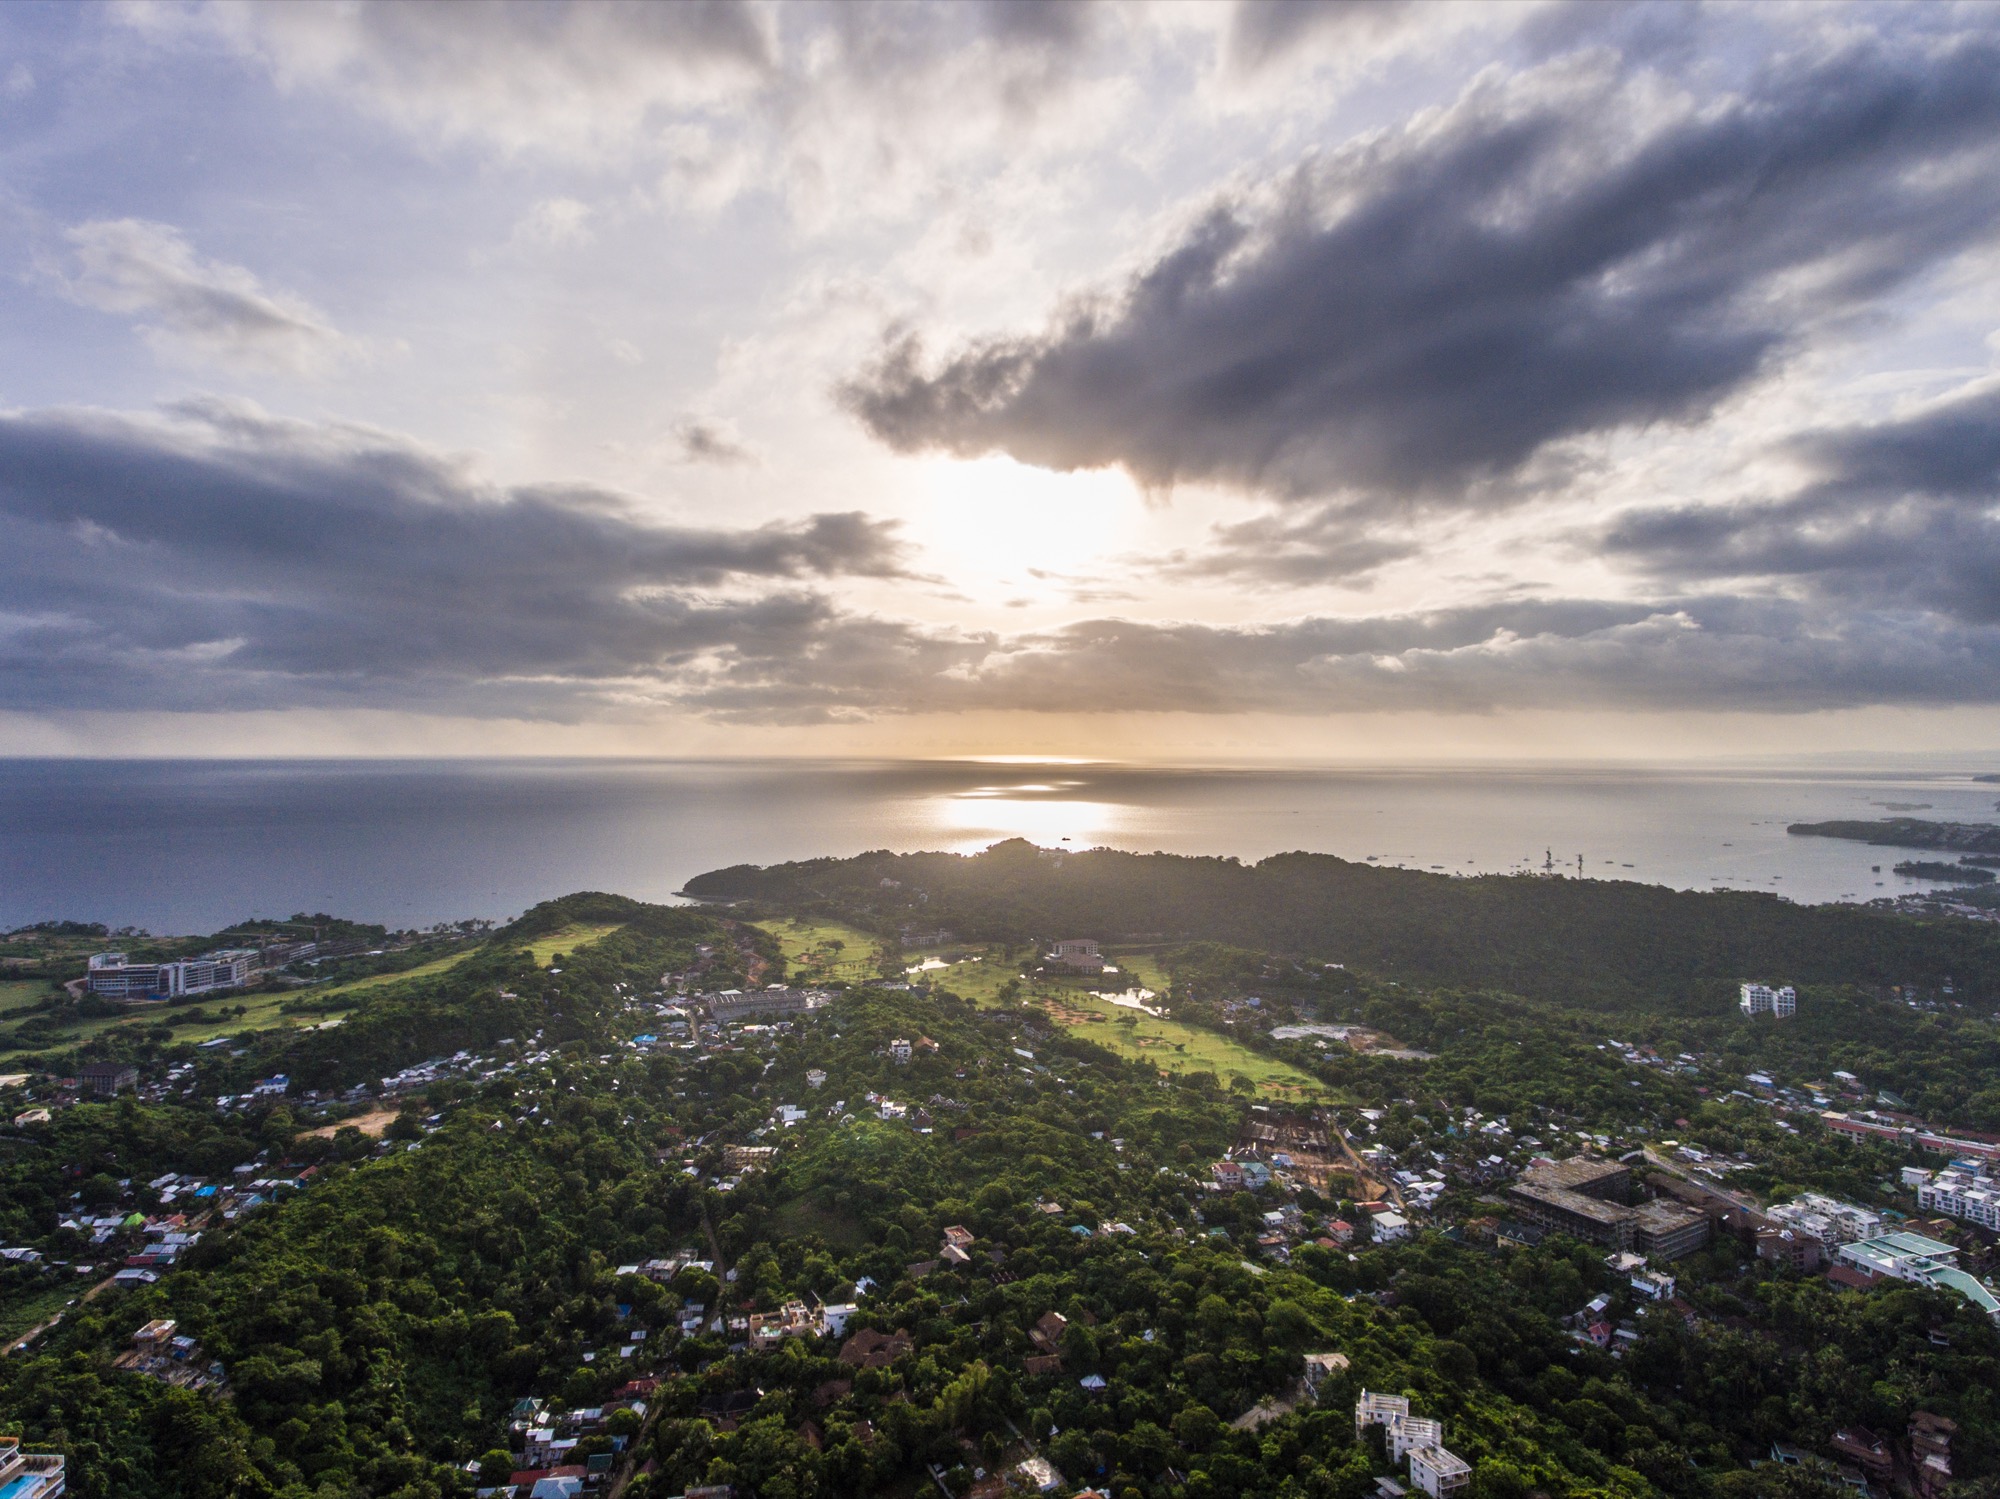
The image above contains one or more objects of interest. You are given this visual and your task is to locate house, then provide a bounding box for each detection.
[1015,1455,1064,1493]
[837,1327,912,1368]
[888,1038,912,1065]
[1630,1269,1676,1300]
[1325,1219,1355,1244]
[1029,1310,1068,1354]
[1829,1427,1892,1483]
[943,1225,975,1250]
[806,1069,827,1089]
[819,1302,858,1338]
[1303,1352,1351,1398]
[1757,1228,1825,1272]
[1372,1211,1411,1243]
[1910,1412,1954,1499]
[1211,1161,1245,1190]
[1045,939,1104,974]
[1022,1353,1063,1376]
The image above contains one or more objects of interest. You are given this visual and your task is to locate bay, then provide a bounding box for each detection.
[1,756,1997,933]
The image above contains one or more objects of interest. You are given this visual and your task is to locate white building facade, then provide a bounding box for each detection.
[1739,983,1797,1018]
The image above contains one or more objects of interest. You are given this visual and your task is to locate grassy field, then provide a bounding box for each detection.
[1030,989,1340,1103]
[307,949,479,1001]
[525,923,625,966]
[0,979,52,1017]
[751,916,895,985]
[750,924,1337,1104]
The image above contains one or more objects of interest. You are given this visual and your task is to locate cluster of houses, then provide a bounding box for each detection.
[1768,1410,1959,1499]
[111,1317,225,1392]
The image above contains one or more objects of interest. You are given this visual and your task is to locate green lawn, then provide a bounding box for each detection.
[1030,988,1342,1103]
[751,916,895,985]
[0,979,53,1017]
[307,948,480,1001]
[524,923,625,966]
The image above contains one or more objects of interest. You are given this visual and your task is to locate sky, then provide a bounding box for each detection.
[3,0,2000,761]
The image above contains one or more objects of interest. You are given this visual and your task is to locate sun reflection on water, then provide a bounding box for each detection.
[930,780,1123,853]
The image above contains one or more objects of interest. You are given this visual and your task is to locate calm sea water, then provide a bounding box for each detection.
[2,757,1998,933]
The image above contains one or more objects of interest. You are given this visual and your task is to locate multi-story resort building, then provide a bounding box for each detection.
[86,949,257,1000]
[0,1437,65,1498]
[1739,982,1797,1017]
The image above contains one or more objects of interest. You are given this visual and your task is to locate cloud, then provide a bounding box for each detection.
[186,0,775,160]
[674,416,758,467]
[4,401,1997,724]
[1602,382,2000,621]
[0,401,913,718]
[1222,0,1422,78]
[149,1,1136,229]
[842,34,2000,513]
[1152,503,1420,587]
[512,196,595,248]
[59,219,357,375]
[661,595,2000,723]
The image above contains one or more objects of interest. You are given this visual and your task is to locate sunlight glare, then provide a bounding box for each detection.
[909,456,1141,599]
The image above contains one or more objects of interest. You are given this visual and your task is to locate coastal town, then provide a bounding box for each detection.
[3,880,1999,1499]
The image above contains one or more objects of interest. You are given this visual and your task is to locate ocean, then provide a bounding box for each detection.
[2,757,1997,934]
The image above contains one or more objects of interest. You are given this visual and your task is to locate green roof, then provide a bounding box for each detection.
[1874,1230,1955,1256]
[1926,1267,2000,1316]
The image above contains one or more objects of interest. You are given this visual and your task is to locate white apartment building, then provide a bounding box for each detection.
[1765,1192,1883,1246]
[1388,1418,1444,1463]
[1409,1445,1472,1499]
[888,1038,912,1065]
[1739,983,1797,1018]
[1355,1390,1411,1439]
[87,949,256,1000]
[1917,1168,2000,1230]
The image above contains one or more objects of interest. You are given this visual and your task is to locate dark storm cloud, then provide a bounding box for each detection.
[842,34,2000,511]
[0,403,912,715]
[1603,385,2000,622]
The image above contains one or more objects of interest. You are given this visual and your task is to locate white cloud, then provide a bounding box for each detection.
[60,219,358,375]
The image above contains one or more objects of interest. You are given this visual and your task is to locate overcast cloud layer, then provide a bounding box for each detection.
[2,2,1999,741]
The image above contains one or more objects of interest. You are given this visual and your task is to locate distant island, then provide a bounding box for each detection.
[1893,860,1997,884]
[1788,816,2000,853]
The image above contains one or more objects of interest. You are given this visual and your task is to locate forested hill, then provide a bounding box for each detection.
[685,841,2000,1008]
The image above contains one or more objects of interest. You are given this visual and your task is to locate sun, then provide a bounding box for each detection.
[904,455,1142,602]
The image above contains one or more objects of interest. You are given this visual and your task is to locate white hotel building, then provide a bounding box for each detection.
[1740,983,1796,1018]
